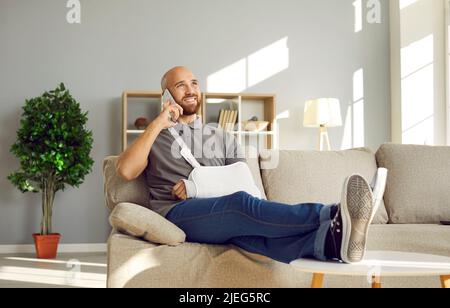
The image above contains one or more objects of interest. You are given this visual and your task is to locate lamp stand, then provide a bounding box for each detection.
[319,125,331,151]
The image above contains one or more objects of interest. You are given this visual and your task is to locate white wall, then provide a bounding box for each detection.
[390,0,447,145]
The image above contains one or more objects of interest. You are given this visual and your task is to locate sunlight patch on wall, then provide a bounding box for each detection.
[341,69,365,149]
[207,59,247,93]
[353,69,365,148]
[248,38,289,87]
[353,69,365,102]
[276,110,290,120]
[341,104,353,150]
[207,37,290,93]
[400,0,419,10]
[353,0,363,33]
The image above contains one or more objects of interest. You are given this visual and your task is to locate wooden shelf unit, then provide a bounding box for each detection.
[122,91,276,151]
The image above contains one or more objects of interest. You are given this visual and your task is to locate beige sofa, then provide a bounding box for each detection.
[103,144,450,288]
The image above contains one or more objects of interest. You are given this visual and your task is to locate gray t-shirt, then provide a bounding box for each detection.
[145,116,246,217]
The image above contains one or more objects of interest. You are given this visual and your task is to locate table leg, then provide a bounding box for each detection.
[441,276,450,288]
[311,273,324,288]
[372,276,382,289]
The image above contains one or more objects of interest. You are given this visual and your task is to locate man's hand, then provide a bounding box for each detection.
[172,180,187,201]
[155,101,184,129]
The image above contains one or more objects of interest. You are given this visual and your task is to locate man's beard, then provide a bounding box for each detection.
[179,96,201,116]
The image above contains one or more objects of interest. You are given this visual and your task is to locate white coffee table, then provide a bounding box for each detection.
[290,251,450,288]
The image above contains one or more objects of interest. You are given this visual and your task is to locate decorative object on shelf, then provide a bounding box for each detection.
[242,116,270,132]
[303,98,342,151]
[134,117,150,130]
[7,83,94,259]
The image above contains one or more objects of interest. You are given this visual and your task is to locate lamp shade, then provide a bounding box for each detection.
[303,98,343,128]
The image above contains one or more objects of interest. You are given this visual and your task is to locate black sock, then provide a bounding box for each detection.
[324,204,340,260]
[330,204,339,220]
[324,229,336,260]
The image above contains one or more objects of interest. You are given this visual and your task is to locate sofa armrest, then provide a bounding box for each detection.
[103,156,150,211]
[109,202,186,246]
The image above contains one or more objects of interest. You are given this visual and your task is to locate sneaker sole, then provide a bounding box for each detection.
[340,175,375,264]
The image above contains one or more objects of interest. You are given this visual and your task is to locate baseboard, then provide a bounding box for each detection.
[0,244,107,254]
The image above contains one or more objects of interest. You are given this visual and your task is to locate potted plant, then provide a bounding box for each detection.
[8,83,94,259]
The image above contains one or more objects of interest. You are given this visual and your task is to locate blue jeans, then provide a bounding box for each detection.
[166,191,335,264]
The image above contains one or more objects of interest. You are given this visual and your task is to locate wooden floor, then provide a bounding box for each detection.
[0,253,107,288]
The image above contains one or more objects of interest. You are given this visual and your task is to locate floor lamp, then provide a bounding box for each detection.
[303,98,343,151]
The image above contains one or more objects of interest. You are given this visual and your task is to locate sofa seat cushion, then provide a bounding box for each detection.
[107,231,312,288]
[109,203,186,246]
[376,144,450,224]
[260,148,389,224]
[108,224,449,288]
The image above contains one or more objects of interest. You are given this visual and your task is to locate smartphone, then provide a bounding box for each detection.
[162,89,177,107]
[162,89,178,123]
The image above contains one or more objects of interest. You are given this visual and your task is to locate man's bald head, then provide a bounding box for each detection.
[161,66,193,91]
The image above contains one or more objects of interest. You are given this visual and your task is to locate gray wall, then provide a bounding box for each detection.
[0,0,391,244]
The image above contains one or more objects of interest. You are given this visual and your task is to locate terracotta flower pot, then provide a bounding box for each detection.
[33,233,61,259]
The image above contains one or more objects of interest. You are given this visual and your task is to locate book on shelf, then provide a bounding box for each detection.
[218,110,225,129]
[217,109,238,131]
[228,110,237,132]
[230,110,238,130]
[222,110,229,129]
[219,109,227,129]
[224,110,232,130]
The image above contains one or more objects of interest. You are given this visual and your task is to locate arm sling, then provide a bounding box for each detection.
[168,127,262,199]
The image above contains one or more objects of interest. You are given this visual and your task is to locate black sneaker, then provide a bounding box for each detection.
[325,175,375,263]
[325,206,343,262]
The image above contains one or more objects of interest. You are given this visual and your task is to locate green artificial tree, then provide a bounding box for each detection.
[8,83,94,235]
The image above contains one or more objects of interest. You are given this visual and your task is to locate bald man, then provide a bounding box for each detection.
[116,66,385,265]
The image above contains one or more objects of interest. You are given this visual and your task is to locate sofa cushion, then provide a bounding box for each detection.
[376,143,450,224]
[107,232,314,288]
[367,224,450,257]
[107,224,449,288]
[109,203,186,246]
[260,148,389,224]
[103,157,150,210]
